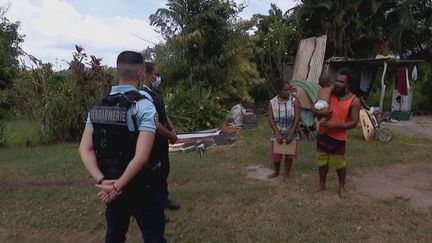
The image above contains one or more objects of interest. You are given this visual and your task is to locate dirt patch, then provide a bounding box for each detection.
[246,165,282,184]
[248,163,432,211]
[246,165,312,186]
[382,116,432,139]
[352,162,432,210]
[246,165,366,207]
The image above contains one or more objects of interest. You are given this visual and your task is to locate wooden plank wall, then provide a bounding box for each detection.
[292,37,316,81]
[291,35,327,83]
[306,35,327,83]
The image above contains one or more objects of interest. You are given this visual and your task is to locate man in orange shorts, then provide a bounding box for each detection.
[314,68,360,199]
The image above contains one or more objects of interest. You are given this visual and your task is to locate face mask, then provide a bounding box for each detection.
[153,76,162,88]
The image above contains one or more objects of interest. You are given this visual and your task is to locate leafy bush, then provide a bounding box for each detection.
[13,49,112,143]
[413,66,432,114]
[43,74,83,141]
[164,86,227,132]
[0,89,12,145]
[249,81,275,105]
[0,7,24,89]
[12,61,54,143]
[54,50,112,141]
[0,6,24,145]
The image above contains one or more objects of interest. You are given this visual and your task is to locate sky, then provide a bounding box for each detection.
[4,0,297,68]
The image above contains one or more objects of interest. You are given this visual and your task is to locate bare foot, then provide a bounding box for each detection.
[267,172,279,179]
[338,188,349,199]
[314,184,326,193]
[283,174,289,182]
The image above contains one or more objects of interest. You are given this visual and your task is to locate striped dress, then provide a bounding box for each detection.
[270,94,298,141]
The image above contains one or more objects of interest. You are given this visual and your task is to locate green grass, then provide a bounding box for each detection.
[1,117,432,242]
[3,119,38,147]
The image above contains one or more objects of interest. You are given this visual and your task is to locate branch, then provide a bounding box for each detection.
[132,33,158,45]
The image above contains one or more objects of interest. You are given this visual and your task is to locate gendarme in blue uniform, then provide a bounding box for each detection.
[86,85,156,132]
[139,84,171,201]
[87,84,166,243]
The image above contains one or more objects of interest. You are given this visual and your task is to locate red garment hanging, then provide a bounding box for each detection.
[397,67,408,95]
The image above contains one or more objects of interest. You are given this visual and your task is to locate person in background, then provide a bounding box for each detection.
[140,62,180,213]
[226,104,254,127]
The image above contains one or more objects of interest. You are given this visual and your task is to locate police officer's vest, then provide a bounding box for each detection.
[90,90,155,182]
[139,87,169,164]
[140,87,168,126]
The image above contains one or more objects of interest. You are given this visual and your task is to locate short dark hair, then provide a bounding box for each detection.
[336,67,358,88]
[116,51,144,79]
[275,80,291,91]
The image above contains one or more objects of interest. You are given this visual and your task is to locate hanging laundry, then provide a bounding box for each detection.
[405,68,410,92]
[397,67,408,95]
[411,66,418,80]
[360,70,373,93]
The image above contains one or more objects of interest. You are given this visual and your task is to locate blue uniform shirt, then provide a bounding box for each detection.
[86,85,157,133]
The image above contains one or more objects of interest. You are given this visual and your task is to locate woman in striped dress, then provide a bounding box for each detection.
[267,80,300,180]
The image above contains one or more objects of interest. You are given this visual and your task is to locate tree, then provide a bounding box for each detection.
[150,0,258,102]
[396,0,432,59]
[293,0,432,58]
[252,4,299,81]
[0,6,23,89]
[149,0,260,131]
[0,5,23,145]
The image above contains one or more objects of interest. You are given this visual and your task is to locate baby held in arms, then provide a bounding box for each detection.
[314,75,334,130]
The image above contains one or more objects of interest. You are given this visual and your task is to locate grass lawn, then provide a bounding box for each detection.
[3,119,39,147]
[0,118,432,242]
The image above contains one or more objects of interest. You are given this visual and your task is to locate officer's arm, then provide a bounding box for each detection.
[79,127,104,182]
[167,115,176,133]
[157,122,176,140]
[113,131,155,191]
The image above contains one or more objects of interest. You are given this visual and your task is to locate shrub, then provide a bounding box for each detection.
[0,89,11,145]
[12,61,54,143]
[164,86,227,132]
[13,49,112,143]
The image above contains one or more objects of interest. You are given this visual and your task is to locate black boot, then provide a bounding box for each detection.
[165,198,180,210]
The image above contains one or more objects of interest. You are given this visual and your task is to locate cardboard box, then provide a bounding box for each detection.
[273,140,297,155]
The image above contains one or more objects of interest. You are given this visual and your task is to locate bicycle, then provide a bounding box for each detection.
[359,98,393,143]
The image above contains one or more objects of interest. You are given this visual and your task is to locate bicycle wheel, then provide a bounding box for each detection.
[377,127,393,143]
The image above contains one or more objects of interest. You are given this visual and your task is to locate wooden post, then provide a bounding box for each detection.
[379,61,388,111]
